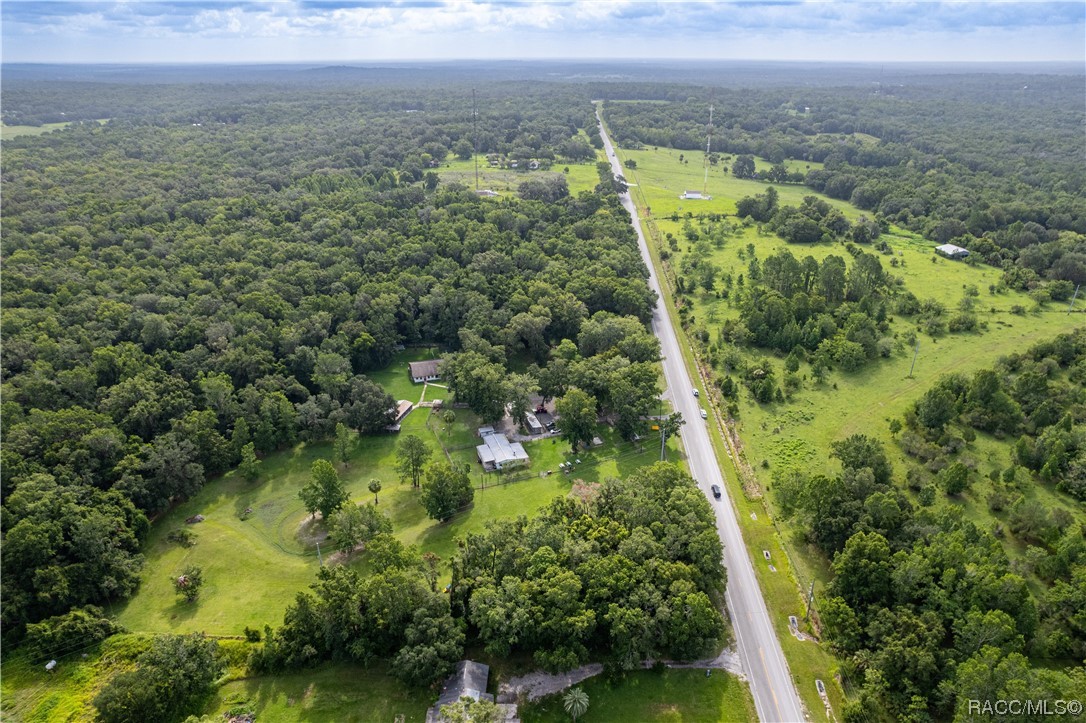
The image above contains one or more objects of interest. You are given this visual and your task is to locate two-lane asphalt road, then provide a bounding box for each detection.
[597,109,807,723]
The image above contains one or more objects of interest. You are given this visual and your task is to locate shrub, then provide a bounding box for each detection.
[167,529,196,547]
[25,606,120,659]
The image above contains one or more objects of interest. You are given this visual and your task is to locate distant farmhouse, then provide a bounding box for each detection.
[409,359,443,383]
[474,189,500,197]
[935,243,970,260]
[476,427,529,471]
[680,190,711,200]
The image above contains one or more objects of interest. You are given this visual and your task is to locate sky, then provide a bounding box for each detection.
[2,0,1084,64]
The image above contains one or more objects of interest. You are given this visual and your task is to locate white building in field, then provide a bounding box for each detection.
[408,359,443,383]
[680,190,711,200]
[935,243,970,259]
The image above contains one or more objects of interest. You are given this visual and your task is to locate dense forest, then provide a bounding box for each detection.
[0,80,657,639]
[3,64,1084,721]
[602,77,1086,287]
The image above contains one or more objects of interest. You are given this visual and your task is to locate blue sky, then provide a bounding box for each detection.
[3,1,1084,63]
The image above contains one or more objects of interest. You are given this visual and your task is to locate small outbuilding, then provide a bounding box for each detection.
[385,400,414,432]
[409,359,443,383]
[680,190,711,200]
[524,412,545,435]
[935,243,970,259]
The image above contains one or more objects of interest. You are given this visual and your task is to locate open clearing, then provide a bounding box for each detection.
[520,668,757,723]
[209,663,430,723]
[1,119,108,140]
[437,155,601,196]
[114,350,684,636]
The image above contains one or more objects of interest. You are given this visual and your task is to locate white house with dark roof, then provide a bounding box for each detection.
[409,359,443,383]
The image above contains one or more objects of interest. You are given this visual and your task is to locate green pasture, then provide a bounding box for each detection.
[0,635,158,723]
[113,348,685,636]
[521,668,757,723]
[611,129,1085,720]
[208,663,431,723]
[1,119,108,140]
[367,346,444,404]
[437,155,601,195]
[622,147,834,220]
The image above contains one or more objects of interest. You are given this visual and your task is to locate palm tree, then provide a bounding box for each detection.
[563,687,589,722]
[368,478,382,505]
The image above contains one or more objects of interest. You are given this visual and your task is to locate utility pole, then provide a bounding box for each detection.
[472,88,479,191]
[1068,284,1080,314]
[804,582,815,622]
[660,425,667,461]
[702,102,714,198]
[907,340,920,378]
[316,541,323,567]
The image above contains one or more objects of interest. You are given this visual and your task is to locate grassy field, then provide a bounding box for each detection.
[437,155,601,196]
[623,147,840,220]
[208,663,431,723]
[366,346,444,404]
[1,119,108,140]
[606,118,1085,720]
[113,349,685,636]
[0,635,159,723]
[521,668,757,723]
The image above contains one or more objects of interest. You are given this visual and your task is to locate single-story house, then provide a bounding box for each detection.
[524,412,544,435]
[476,428,530,471]
[935,243,970,259]
[680,190,711,200]
[409,359,443,383]
[528,159,540,170]
[385,400,414,432]
[475,189,500,197]
[425,661,519,723]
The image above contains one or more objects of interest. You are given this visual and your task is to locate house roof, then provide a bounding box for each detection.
[435,661,493,708]
[409,359,443,378]
[476,431,529,466]
[935,243,969,256]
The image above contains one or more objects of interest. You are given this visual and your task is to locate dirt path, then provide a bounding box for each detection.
[496,648,744,703]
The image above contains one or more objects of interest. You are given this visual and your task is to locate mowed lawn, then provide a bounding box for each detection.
[115,350,685,635]
[437,155,601,195]
[623,147,841,221]
[208,664,431,723]
[521,668,757,723]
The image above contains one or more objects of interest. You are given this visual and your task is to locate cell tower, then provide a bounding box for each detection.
[472,88,480,190]
[702,102,714,197]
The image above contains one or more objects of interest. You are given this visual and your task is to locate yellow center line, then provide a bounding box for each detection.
[760,646,783,721]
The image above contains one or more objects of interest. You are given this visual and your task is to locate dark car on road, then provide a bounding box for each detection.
[711,484,722,499]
